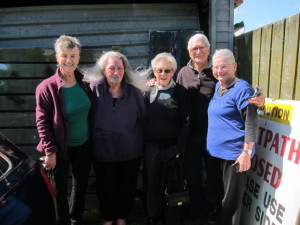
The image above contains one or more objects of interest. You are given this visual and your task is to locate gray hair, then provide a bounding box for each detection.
[54,35,81,55]
[83,51,150,92]
[212,49,236,64]
[187,33,210,50]
[151,52,177,71]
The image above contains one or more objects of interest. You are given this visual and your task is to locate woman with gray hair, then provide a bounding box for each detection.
[144,52,191,225]
[206,49,258,225]
[85,51,148,225]
[35,35,92,225]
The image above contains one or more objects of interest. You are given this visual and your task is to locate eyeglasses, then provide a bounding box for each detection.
[212,65,231,71]
[155,69,173,74]
[190,45,207,52]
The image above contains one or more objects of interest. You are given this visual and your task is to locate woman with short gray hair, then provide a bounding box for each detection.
[36,35,91,225]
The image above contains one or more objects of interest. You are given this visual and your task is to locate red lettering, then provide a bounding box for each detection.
[270,133,279,154]
[263,162,272,183]
[251,155,282,189]
[258,127,266,145]
[257,158,265,177]
[264,130,273,148]
[288,139,300,164]
[280,135,290,157]
[270,167,282,188]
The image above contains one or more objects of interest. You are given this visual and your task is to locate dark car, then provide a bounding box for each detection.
[0,134,56,225]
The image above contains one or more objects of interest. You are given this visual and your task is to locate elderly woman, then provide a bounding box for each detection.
[144,53,191,225]
[85,51,148,225]
[35,35,91,225]
[206,49,258,225]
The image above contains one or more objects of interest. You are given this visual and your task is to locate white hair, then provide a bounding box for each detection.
[151,52,177,71]
[187,33,210,50]
[82,51,151,92]
[212,49,236,64]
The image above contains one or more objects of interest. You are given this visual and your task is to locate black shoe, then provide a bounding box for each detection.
[147,217,157,225]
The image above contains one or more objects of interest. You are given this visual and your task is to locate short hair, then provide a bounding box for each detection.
[151,52,177,71]
[212,49,236,64]
[187,33,210,50]
[54,35,81,55]
[83,51,150,92]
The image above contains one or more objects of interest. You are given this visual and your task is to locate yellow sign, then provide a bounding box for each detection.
[260,102,294,125]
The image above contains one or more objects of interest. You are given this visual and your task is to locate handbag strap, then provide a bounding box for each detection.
[165,158,188,194]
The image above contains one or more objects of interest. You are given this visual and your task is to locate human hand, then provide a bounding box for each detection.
[146,78,156,87]
[248,85,265,107]
[235,152,251,172]
[43,153,57,170]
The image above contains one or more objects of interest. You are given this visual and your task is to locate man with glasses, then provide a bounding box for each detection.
[176,33,218,224]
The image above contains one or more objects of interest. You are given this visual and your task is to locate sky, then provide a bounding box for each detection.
[234,0,300,34]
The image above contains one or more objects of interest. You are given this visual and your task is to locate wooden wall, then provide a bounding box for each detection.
[234,13,300,101]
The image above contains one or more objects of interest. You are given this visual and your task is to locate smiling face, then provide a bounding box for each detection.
[103,57,125,86]
[56,47,80,76]
[153,59,175,87]
[212,57,237,85]
[188,39,210,66]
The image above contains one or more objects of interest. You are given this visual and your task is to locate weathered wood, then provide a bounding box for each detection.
[296,30,300,100]
[0,128,39,145]
[0,49,103,63]
[0,96,35,111]
[269,19,284,99]
[252,28,261,87]
[0,112,36,127]
[235,31,253,83]
[281,14,299,99]
[0,64,56,78]
[259,24,272,96]
[0,79,43,94]
[235,13,300,101]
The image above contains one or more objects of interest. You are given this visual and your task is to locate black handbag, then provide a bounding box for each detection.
[165,158,190,207]
[0,135,38,201]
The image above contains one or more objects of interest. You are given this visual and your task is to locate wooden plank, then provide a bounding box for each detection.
[0,96,35,111]
[281,14,299,99]
[294,17,300,100]
[0,128,39,145]
[0,112,36,127]
[0,49,103,63]
[235,31,253,83]
[0,63,97,78]
[0,64,56,78]
[0,79,43,94]
[269,19,285,99]
[252,28,262,87]
[259,24,272,96]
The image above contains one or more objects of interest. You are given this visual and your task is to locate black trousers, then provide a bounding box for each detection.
[183,134,212,214]
[55,140,92,225]
[206,156,247,225]
[93,158,140,222]
[144,143,181,225]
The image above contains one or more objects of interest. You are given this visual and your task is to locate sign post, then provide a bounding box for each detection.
[241,99,300,225]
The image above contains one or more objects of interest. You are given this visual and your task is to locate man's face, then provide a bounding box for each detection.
[188,39,210,65]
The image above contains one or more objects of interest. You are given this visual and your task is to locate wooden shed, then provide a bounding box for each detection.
[0,0,236,157]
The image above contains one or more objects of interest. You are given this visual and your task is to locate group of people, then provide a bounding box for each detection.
[32,33,263,225]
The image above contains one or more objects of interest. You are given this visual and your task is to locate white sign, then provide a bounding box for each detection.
[241,99,300,225]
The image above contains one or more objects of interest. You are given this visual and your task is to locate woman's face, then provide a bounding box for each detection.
[103,57,125,86]
[153,60,175,87]
[56,48,80,75]
[212,58,236,84]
